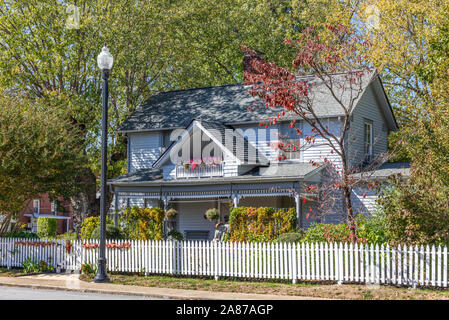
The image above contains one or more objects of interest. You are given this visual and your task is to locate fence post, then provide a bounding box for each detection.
[214,241,219,281]
[291,243,297,284]
[338,242,343,285]
[6,238,12,269]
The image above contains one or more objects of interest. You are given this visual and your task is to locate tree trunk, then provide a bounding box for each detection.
[70,167,114,235]
[70,168,100,235]
[343,185,356,242]
[0,212,12,236]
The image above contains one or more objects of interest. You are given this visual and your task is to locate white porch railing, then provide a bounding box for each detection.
[175,163,224,179]
[1,237,449,288]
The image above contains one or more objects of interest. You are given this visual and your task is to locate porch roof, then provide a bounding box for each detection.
[109,162,323,187]
[351,162,411,181]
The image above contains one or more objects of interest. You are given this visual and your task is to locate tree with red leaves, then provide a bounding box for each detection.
[243,25,387,240]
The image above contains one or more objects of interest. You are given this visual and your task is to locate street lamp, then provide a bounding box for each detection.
[94,46,113,283]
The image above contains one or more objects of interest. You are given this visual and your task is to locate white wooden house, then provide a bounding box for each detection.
[109,71,409,240]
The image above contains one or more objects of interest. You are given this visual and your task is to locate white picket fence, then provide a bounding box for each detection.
[1,238,448,288]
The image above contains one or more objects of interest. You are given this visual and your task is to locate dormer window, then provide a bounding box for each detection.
[364,120,373,161]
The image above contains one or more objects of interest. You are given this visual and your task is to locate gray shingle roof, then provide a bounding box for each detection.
[108,168,163,184]
[353,162,411,181]
[118,71,379,132]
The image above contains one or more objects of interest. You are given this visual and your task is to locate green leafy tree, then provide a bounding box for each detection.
[0,0,309,230]
[0,96,86,235]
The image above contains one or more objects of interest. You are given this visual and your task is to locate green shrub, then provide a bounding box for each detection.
[277,232,303,243]
[6,231,39,238]
[302,223,352,243]
[301,217,388,244]
[167,230,184,241]
[79,216,112,239]
[21,259,54,273]
[36,217,58,238]
[80,263,97,275]
[56,231,77,240]
[122,206,164,240]
[228,207,296,242]
[356,213,388,244]
[91,224,124,240]
[205,208,220,221]
[377,177,449,245]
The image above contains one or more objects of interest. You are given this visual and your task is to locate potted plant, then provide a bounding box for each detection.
[205,208,220,222]
[165,208,178,220]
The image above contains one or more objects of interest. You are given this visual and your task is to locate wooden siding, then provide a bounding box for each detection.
[301,119,343,167]
[129,132,163,172]
[348,85,389,168]
[176,202,217,241]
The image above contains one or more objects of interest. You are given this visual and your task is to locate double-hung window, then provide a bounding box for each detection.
[364,120,373,162]
[51,201,57,214]
[32,200,40,215]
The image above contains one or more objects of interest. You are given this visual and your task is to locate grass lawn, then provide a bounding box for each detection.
[79,272,449,300]
[0,267,27,277]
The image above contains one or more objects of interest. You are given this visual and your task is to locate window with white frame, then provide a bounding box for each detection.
[32,200,40,214]
[51,201,57,214]
[283,139,301,160]
[279,123,301,160]
[364,120,373,161]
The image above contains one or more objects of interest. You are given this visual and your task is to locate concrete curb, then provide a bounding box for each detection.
[0,276,328,300]
[0,281,177,300]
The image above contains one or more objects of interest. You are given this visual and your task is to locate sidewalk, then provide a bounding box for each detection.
[0,274,328,300]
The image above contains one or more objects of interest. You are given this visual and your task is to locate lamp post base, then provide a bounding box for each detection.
[93,258,110,283]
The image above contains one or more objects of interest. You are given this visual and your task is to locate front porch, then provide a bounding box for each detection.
[111,180,319,241]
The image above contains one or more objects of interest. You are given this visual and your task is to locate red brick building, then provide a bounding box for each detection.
[19,194,73,235]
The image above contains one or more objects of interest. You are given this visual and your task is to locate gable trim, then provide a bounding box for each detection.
[152,120,241,168]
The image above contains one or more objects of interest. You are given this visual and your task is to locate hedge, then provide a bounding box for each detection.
[122,206,164,240]
[36,217,58,237]
[228,207,297,242]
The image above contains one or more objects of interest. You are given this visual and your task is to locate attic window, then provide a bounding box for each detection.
[364,120,373,161]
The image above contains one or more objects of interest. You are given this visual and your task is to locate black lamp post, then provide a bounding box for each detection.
[94,46,113,283]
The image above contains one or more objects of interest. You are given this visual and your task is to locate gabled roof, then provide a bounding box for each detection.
[152,119,269,168]
[119,71,398,133]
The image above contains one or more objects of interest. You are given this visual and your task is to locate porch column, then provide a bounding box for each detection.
[231,194,241,207]
[162,196,171,239]
[114,192,119,227]
[163,196,171,211]
[294,192,302,229]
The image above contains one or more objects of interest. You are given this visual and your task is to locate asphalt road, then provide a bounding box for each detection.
[0,285,162,300]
